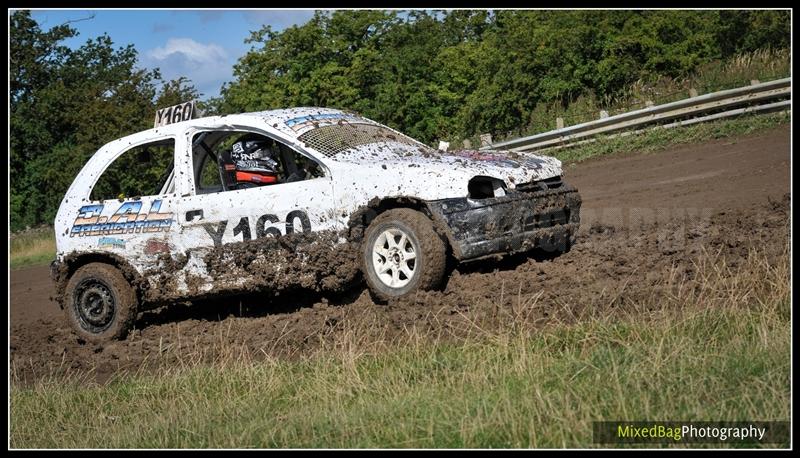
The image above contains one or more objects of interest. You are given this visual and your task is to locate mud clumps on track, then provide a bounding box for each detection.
[10,195,789,385]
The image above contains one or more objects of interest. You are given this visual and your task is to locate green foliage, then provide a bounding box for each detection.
[10,10,199,231]
[221,10,790,146]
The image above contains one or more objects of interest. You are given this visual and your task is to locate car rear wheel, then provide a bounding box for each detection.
[362,208,447,301]
[64,263,138,343]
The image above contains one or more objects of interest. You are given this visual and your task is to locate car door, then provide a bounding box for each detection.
[174,126,336,254]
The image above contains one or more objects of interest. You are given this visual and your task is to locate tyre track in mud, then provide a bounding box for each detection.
[10,125,790,384]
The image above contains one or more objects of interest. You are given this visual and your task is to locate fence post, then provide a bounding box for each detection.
[750,79,760,86]
[689,88,698,98]
[462,139,472,149]
[599,110,609,119]
[645,100,654,107]
[556,117,564,129]
[480,134,493,148]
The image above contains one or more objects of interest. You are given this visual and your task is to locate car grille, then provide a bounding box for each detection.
[525,207,571,230]
[515,176,563,193]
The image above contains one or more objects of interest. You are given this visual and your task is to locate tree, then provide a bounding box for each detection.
[10,10,200,230]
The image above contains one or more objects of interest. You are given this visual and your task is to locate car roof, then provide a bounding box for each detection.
[234,107,377,140]
[118,107,427,163]
[144,107,373,140]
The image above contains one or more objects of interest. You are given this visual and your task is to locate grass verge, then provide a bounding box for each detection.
[554,111,790,165]
[10,247,790,448]
[10,226,55,270]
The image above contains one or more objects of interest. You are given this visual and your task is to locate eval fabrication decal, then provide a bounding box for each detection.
[70,200,174,237]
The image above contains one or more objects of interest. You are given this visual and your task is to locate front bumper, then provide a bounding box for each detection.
[427,184,581,260]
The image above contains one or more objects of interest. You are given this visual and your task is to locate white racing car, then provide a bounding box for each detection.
[51,106,581,342]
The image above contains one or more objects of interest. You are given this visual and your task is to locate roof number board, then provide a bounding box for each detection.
[154,101,196,128]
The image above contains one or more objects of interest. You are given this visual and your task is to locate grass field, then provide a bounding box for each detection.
[10,246,790,448]
[552,111,790,165]
[9,226,56,269]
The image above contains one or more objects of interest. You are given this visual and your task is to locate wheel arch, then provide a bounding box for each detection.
[52,252,145,309]
[346,196,460,258]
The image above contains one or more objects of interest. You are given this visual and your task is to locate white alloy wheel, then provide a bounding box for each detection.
[371,228,418,288]
[361,208,447,302]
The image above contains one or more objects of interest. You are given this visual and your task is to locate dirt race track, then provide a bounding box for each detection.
[10,125,791,384]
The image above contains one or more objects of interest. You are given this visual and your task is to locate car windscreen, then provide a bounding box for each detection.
[297,122,425,158]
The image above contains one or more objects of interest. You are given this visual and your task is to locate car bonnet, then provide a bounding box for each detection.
[334,143,564,187]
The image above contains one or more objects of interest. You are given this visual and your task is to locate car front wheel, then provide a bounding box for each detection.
[362,208,447,301]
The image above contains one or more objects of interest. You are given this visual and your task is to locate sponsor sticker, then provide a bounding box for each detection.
[70,200,174,237]
[98,237,126,249]
[285,113,363,133]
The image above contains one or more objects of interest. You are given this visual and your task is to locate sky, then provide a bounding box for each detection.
[28,9,319,99]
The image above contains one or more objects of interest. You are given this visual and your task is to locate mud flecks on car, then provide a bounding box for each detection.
[51,106,581,341]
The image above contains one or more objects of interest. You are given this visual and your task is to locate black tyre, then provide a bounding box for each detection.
[64,263,138,343]
[362,208,447,301]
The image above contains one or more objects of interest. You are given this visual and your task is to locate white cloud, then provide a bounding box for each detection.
[145,38,232,99]
[148,38,228,65]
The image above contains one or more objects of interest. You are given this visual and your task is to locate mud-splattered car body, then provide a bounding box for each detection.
[51,107,580,308]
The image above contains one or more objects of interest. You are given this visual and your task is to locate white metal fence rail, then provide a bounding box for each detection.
[480,77,791,152]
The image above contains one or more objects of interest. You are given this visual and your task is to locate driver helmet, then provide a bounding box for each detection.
[229,135,280,185]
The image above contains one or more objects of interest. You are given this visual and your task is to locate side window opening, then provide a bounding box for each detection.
[90,139,175,201]
[191,131,324,194]
[193,150,223,194]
